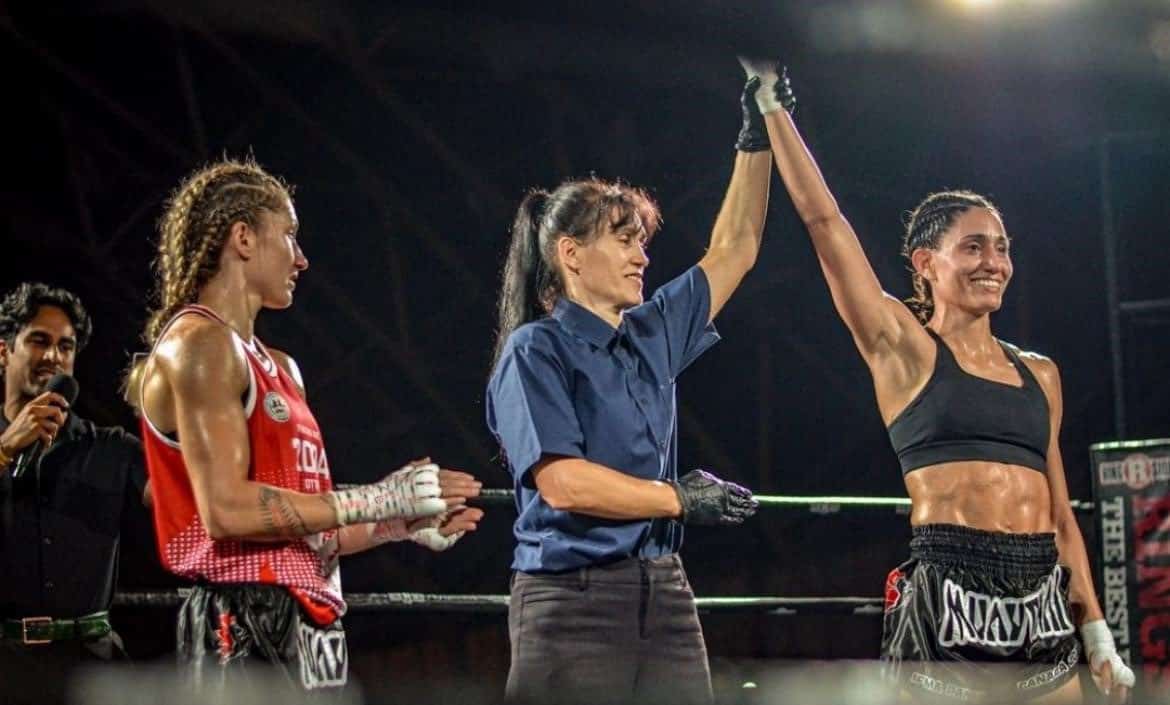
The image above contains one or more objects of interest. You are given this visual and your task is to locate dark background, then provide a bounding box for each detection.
[2,0,1169,699]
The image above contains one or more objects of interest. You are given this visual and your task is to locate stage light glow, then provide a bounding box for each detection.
[954,0,1001,10]
[952,0,1082,11]
[1151,21,1170,63]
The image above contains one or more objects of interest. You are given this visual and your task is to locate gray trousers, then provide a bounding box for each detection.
[505,554,713,705]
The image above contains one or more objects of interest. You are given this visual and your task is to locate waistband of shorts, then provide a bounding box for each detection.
[187,582,297,607]
[516,554,684,586]
[191,580,287,592]
[910,523,1057,580]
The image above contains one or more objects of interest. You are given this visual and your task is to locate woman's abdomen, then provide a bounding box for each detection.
[905,462,1054,533]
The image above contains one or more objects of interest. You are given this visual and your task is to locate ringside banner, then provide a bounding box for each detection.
[1091,438,1170,700]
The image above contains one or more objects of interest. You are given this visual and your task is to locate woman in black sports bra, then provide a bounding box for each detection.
[737,57,1134,703]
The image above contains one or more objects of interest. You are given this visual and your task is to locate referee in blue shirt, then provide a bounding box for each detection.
[487,69,779,705]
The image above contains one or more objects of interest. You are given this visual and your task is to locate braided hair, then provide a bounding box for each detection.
[144,158,292,344]
[902,190,1001,325]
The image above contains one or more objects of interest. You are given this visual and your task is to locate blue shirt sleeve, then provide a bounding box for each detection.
[639,264,720,378]
[488,341,585,488]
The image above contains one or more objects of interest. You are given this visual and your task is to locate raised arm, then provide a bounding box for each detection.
[697,76,773,322]
[697,152,771,322]
[744,59,924,364]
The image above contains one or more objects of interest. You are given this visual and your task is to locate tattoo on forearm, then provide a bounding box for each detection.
[259,486,310,537]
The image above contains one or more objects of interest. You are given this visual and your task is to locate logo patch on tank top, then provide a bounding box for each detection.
[264,392,290,422]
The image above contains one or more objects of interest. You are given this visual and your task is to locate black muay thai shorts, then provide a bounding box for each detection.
[177,583,347,693]
[881,524,1081,703]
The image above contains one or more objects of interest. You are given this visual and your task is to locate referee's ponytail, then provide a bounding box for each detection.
[491,178,660,369]
[493,189,553,368]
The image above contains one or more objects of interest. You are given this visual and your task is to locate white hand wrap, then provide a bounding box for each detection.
[368,514,463,552]
[1081,619,1136,690]
[369,518,411,545]
[330,462,446,526]
[737,56,784,114]
[408,514,463,552]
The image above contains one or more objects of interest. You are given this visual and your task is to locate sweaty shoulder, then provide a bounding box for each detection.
[1006,342,1061,392]
[155,315,248,396]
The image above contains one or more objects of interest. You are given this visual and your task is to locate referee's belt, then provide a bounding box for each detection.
[0,611,111,644]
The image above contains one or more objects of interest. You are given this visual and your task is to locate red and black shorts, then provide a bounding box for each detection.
[177,583,347,693]
[881,524,1080,703]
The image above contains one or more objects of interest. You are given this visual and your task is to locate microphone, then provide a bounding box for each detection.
[10,374,80,480]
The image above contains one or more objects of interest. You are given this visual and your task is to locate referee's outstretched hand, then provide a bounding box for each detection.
[674,469,758,526]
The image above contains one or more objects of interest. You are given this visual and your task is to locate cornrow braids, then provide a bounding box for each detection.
[144,158,291,344]
[901,190,1000,325]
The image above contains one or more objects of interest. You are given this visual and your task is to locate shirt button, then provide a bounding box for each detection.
[42,537,52,545]
[658,439,667,449]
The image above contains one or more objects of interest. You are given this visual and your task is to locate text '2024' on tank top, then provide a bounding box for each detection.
[139,305,344,624]
[887,328,1050,475]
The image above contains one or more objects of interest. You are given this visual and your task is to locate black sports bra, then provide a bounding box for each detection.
[887,329,1050,475]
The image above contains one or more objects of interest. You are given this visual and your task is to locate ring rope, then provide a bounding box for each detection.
[473,488,1094,513]
[112,590,884,615]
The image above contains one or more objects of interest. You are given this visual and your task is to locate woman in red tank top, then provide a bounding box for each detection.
[135,158,483,692]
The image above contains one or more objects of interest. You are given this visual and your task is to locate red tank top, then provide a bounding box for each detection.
[140,305,344,624]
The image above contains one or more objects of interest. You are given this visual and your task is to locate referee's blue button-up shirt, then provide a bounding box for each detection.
[486,265,720,573]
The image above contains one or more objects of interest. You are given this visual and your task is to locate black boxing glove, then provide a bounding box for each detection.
[673,469,759,526]
[735,76,769,152]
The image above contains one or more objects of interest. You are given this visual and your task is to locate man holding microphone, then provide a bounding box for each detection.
[0,282,147,704]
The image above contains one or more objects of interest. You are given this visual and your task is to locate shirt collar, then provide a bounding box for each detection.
[551,297,623,349]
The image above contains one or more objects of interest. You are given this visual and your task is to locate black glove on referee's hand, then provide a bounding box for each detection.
[737,57,797,116]
[674,469,758,526]
[774,66,796,115]
[735,76,769,152]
